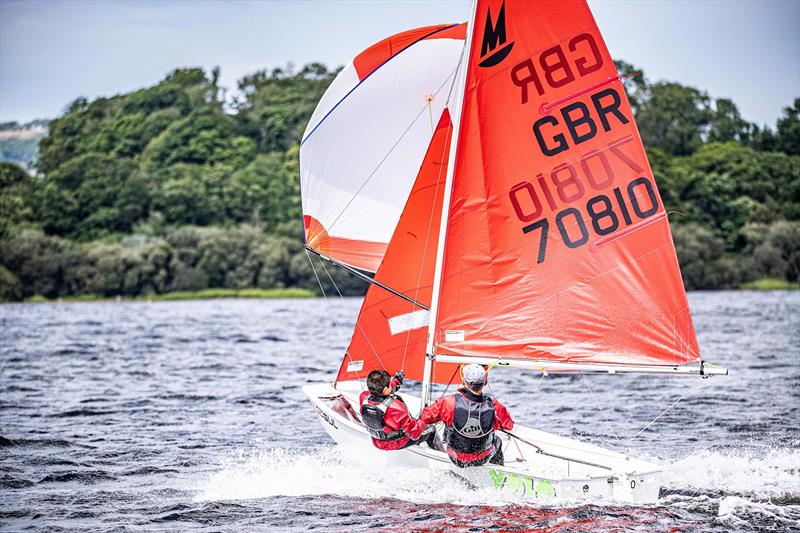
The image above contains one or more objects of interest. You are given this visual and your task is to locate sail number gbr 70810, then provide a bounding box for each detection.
[509,134,659,264]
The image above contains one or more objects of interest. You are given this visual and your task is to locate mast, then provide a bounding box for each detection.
[421,0,478,410]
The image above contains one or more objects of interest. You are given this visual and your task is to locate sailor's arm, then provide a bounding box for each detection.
[420,395,453,426]
[386,403,426,440]
[493,399,515,431]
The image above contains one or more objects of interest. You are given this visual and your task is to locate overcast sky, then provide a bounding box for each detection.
[1,0,798,127]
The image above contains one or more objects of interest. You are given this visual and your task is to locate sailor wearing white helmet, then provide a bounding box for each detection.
[421,363,515,467]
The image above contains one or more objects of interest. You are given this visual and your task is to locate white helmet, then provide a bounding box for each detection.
[462,363,487,387]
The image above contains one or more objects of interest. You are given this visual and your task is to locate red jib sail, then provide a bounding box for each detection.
[337,111,456,383]
[431,0,700,367]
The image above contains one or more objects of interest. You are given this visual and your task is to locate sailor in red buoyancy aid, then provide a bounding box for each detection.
[359,369,431,450]
[421,363,514,467]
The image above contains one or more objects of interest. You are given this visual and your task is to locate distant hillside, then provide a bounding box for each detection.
[0,119,50,168]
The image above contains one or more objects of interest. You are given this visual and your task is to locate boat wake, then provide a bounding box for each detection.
[662,447,800,500]
[194,443,799,517]
[660,447,800,529]
[193,442,515,506]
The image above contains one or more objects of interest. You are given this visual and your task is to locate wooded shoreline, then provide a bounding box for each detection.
[4,279,796,306]
[5,287,315,304]
[1,62,798,302]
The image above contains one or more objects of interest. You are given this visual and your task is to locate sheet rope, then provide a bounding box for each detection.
[627,377,706,445]
[304,249,370,388]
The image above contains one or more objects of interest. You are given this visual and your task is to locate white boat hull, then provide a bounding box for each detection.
[303,381,661,504]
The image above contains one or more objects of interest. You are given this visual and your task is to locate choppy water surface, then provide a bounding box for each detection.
[1,291,798,532]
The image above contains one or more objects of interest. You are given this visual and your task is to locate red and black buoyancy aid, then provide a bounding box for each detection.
[360,394,405,441]
[445,392,495,454]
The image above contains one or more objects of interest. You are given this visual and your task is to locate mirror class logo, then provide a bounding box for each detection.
[478,1,514,67]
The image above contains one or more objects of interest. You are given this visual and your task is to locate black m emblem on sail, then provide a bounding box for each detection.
[478,1,514,68]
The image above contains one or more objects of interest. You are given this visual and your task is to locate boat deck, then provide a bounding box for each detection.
[328,380,658,481]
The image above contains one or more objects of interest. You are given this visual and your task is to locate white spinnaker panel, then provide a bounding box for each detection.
[303,63,360,142]
[299,37,463,271]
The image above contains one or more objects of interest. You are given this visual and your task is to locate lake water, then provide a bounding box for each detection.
[1,291,798,532]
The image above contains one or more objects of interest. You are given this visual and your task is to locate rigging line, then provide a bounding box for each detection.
[324,66,458,236]
[443,28,469,107]
[499,430,615,472]
[305,245,428,310]
[439,364,462,398]
[627,378,705,445]
[304,249,364,389]
[509,431,525,462]
[399,118,453,371]
[580,373,622,446]
[318,257,390,374]
[426,96,435,133]
[499,429,637,462]
[519,371,548,420]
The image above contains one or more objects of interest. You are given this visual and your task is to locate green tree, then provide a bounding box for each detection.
[671,223,740,289]
[637,82,712,156]
[141,107,255,169]
[669,142,799,247]
[90,112,148,158]
[38,153,147,240]
[0,264,23,301]
[77,236,174,296]
[193,225,264,288]
[225,147,301,228]
[0,162,37,231]
[234,63,337,152]
[0,228,84,298]
[775,98,800,155]
[613,60,647,115]
[708,98,753,144]
[164,225,208,291]
[752,221,800,281]
[5,60,798,299]
[150,164,221,225]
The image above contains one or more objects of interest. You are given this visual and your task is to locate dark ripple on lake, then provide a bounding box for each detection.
[1,291,798,532]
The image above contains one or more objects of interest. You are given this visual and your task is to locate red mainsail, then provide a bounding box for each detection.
[430,0,700,367]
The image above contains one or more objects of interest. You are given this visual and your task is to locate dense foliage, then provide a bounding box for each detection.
[0,225,359,301]
[0,61,798,301]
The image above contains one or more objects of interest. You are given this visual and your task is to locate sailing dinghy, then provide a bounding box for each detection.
[299,0,727,504]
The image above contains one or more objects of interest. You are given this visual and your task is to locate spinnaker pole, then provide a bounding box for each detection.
[304,245,429,310]
[421,0,478,411]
